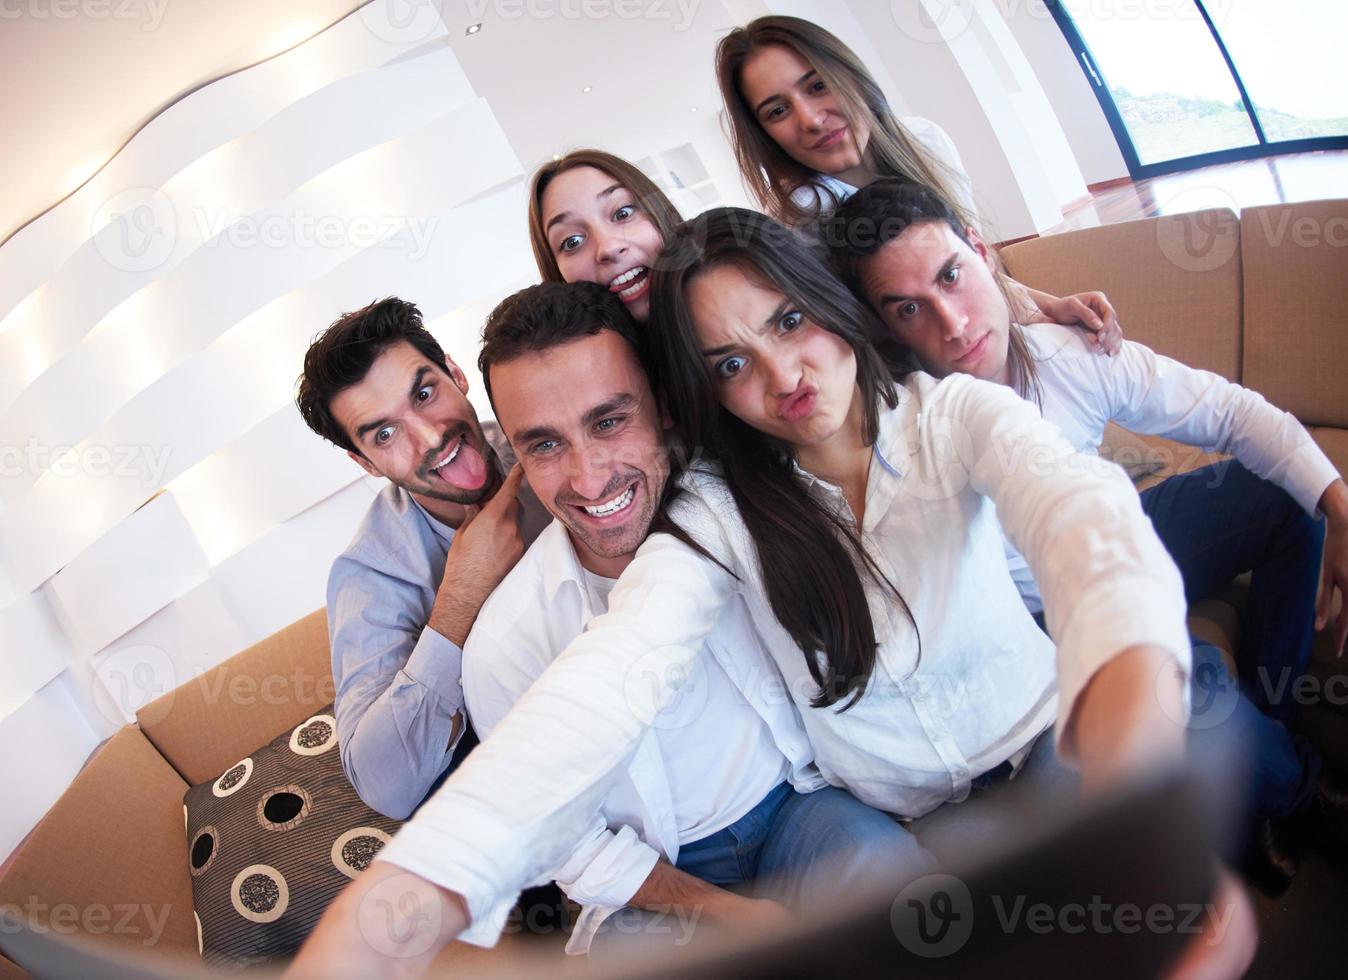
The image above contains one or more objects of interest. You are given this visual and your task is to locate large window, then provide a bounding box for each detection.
[1048,0,1348,176]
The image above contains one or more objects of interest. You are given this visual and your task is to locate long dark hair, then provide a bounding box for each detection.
[645,207,917,709]
[714,15,974,231]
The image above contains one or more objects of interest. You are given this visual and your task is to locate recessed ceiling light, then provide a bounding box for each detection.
[690,106,698,112]
[465,23,482,35]
[582,86,593,93]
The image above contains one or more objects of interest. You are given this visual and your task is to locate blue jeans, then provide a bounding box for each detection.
[1140,461,1325,722]
[591,781,934,953]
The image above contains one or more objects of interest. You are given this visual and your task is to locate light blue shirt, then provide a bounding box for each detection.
[327,442,548,819]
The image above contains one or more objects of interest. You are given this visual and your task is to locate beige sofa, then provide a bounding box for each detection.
[1,199,1344,977]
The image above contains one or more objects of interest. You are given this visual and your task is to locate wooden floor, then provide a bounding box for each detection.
[1043,149,1348,236]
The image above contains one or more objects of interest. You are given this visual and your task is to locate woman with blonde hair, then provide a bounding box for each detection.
[714,14,1120,339]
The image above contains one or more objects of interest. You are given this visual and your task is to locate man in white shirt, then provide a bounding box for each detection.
[455,280,932,954]
[824,178,1348,885]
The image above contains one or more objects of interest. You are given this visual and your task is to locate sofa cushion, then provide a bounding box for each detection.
[139,609,334,786]
[182,704,402,967]
[0,727,199,965]
[1000,209,1243,381]
[1241,200,1348,428]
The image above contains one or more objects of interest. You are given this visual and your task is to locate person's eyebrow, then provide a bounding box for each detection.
[876,253,959,306]
[513,422,561,446]
[353,365,432,443]
[754,69,817,115]
[701,299,789,357]
[582,393,637,427]
[543,183,623,235]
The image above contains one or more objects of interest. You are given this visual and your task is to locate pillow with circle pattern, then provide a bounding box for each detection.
[182,705,403,966]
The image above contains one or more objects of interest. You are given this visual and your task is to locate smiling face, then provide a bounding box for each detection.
[687,262,861,452]
[540,165,665,323]
[737,43,872,185]
[857,220,1012,385]
[489,329,669,577]
[331,341,499,518]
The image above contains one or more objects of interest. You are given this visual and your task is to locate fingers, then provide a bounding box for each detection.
[1315,562,1332,631]
[1335,603,1347,658]
[486,463,525,513]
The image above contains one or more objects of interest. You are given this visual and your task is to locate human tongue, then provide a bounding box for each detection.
[435,440,488,491]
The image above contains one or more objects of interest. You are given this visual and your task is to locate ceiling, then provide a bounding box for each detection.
[0,0,762,247]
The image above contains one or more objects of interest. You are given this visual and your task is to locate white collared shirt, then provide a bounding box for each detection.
[377,372,1191,946]
[457,519,816,951]
[1006,323,1341,611]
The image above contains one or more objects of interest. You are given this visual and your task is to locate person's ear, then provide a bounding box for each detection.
[966,226,994,269]
[347,449,382,479]
[444,357,470,396]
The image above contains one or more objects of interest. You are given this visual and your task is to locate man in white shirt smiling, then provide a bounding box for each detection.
[452,280,932,955]
[825,178,1348,886]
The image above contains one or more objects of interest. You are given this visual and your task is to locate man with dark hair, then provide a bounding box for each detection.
[296,296,547,820]
[823,178,1348,888]
[360,280,931,955]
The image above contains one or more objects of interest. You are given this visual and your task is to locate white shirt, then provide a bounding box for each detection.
[790,116,977,222]
[457,520,813,950]
[1007,323,1341,612]
[377,372,1192,945]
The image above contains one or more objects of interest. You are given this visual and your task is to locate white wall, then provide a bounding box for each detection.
[1001,0,1129,186]
[0,0,540,862]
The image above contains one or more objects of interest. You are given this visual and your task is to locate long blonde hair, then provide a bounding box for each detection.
[715,16,975,231]
[526,149,684,282]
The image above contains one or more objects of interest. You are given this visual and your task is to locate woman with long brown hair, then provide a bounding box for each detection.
[714,14,1121,342]
[526,148,683,324]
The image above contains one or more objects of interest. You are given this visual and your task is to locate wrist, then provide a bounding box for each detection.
[1318,479,1348,523]
[427,590,479,649]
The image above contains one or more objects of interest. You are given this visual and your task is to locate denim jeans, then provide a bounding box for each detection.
[1139,461,1325,722]
[591,781,935,954]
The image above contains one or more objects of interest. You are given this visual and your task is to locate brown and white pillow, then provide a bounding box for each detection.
[182,706,402,966]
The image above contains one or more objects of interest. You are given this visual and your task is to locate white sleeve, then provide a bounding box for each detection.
[462,622,664,916]
[1102,340,1339,516]
[934,374,1192,756]
[375,528,737,947]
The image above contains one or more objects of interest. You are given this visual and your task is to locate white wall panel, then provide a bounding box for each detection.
[170,405,367,568]
[0,0,454,322]
[0,45,473,447]
[0,591,76,719]
[0,681,102,863]
[46,491,209,657]
[206,478,378,644]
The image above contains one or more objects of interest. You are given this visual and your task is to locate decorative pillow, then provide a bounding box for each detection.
[182,706,402,966]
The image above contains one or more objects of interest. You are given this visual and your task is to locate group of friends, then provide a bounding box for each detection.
[284,16,1348,976]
